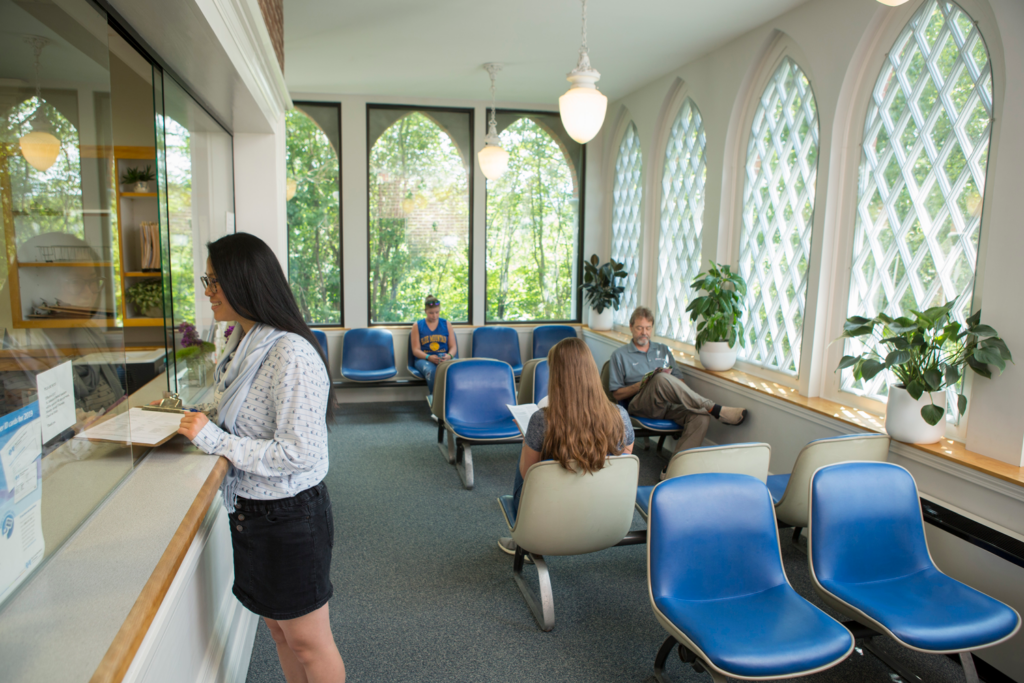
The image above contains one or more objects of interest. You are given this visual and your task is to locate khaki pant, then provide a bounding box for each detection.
[627,372,714,452]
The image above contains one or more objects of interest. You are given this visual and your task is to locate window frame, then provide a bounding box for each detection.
[820,0,997,440]
[482,108,587,325]
[289,100,344,328]
[610,119,644,328]
[364,103,475,327]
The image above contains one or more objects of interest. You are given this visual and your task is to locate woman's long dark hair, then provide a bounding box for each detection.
[207,233,334,420]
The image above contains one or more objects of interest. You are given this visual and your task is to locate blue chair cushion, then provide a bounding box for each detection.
[632,416,681,432]
[767,474,790,504]
[636,485,653,517]
[532,325,577,359]
[472,327,523,377]
[312,330,329,363]
[342,329,397,381]
[446,416,521,440]
[407,336,423,378]
[820,567,1019,651]
[499,494,517,528]
[533,360,549,403]
[344,367,397,382]
[655,584,853,678]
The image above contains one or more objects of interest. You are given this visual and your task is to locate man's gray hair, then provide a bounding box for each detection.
[629,306,655,327]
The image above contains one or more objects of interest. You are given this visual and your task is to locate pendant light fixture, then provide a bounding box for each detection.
[559,0,607,145]
[478,63,509,181]
[876,0,911,5]
[18,36,61,173]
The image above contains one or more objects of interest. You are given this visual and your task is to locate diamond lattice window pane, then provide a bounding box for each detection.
[656,99,706,343]
[612,122,643,325]
[738,57,818,375]
[843,0,991,410]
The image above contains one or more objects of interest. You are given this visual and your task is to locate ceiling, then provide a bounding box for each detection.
[284,0,811,105]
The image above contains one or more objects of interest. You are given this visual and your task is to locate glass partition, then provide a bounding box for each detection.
[0,0,232,611]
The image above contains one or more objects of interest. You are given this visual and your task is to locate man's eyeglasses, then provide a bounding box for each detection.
[200,275,219,291]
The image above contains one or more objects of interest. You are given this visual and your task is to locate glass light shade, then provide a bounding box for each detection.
[559,86,608,144]
[286,177,297,201]
[18,130,60,172]
[876,0,911,5]
[478,144,509,180]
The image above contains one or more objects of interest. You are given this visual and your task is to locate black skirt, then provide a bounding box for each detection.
[229,481,335,620]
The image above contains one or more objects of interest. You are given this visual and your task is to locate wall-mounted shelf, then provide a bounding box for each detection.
[123,271,161,278]
[19,261,114,268]
[122,317,164,327]
[119,192,158,198]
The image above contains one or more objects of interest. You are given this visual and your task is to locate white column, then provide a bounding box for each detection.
[232,112,288,272]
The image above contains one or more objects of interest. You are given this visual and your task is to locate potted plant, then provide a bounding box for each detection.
[686,261,747,371]
[580,254,626,331]
[125,279,163,317]
[837,301,1012,444]
[176,322,216,387]
[121,165,155,193]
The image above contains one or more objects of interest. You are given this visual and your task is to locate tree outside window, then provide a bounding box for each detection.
[286,104,341,325]
[368,108,470,323]
[485,115,580,322]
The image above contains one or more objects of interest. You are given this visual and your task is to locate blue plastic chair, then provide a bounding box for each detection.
[531,325,577,359]
[438,359,521,489]
[472,326,523,377]
[809,462,1020,683]
[340,329,397,382]
[600,361,681,451]
[647,473,853,682]
[312,330,329,366]
[516,359,548,405]
[407,333,458,379]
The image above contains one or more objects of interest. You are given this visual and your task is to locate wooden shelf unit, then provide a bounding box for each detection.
[114,147,165,327]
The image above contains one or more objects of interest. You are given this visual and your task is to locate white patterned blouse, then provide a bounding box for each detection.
[191,333,331,500]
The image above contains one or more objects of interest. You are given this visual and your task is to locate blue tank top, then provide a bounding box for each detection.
[417,318,449,356]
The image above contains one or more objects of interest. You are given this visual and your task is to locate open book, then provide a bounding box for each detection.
[506,396,548,437]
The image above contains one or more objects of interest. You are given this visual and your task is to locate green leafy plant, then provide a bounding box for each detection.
[579,255,626,314]
[686,261,748,352]
[837,301,1013,425]
[125,279,163,315]
[120,165,154,185]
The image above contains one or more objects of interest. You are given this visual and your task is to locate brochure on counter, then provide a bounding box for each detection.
[0,402,44,605]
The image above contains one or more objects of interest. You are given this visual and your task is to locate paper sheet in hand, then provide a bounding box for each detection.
[506,403,540,437]
[75,408,183,447]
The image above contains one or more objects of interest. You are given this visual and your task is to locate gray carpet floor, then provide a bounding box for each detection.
[244,400,976,683]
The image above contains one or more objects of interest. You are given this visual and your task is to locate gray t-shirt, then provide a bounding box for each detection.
[524,404,635,453]
[608,341,680,391]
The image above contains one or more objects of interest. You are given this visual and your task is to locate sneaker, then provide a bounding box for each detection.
[498,537,533,563]
[717,406,748,425]
[659,468,669,481]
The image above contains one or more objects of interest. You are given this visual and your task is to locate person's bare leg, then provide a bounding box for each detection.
[275,603,346,683]
[265,617,309,683]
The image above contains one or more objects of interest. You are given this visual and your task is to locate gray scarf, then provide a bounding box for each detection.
[214,323,287,512]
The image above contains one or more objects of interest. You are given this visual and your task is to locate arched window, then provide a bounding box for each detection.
[485,116,579,322]
[611,122,642,325]
[656,98,706,343]
[367,108,471,323]
[739,57,818,375]
[843,0,992,403]
[286,103,341,325]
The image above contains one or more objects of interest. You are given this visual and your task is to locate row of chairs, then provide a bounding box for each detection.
[334,324,577,383]
[500,452,1020,682]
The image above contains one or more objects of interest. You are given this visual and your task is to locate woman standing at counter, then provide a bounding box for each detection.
[176,233,344,683]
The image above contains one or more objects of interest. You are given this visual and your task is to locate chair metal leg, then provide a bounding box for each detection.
[653,635,726,683]
[959,652,980,683]
[860,638,923,682]
[615,530,647,546]
[656,434,667,452]
[512,548,554,631]
[643,436,651,450]
[438,425,455,464]
[455,441,474,489]
[792,527,803,543]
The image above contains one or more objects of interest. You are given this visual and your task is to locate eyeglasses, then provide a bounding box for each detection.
[200,275,219,291]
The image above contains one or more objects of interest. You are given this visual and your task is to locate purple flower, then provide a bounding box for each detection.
[224,325,235,340]
[178,321,203,348]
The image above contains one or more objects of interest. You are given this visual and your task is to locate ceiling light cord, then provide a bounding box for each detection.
[27,36,49,110]
[488,67,498,132]
[571,0,595,77]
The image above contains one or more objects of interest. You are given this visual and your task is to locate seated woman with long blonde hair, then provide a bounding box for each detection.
[499,337,635,555]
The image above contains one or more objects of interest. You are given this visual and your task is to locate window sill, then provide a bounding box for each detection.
[582,326,1024,489]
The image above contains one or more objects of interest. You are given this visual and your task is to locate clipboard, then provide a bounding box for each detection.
[74,407,184,447]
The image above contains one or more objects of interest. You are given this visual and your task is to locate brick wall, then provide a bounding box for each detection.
[257,0,284,74]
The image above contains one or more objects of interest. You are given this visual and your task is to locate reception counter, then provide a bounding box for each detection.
[0,438,256,683]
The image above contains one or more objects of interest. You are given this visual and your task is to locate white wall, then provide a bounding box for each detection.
[585,0,1024,467]
[233,114,289,269]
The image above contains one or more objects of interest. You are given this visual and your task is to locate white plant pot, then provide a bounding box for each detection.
[885,385,946,444]
[134,181,151,193]
[698,340,738,372]
[589,307,614,331]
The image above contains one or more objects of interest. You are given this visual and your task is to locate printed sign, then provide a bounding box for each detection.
[0,402,44,605]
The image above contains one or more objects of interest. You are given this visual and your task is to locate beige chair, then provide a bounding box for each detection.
[769,433,890,541]
[635,442,771,521]
[497,454,642,631]
[517,358,548,405]
[429,357,464,464]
